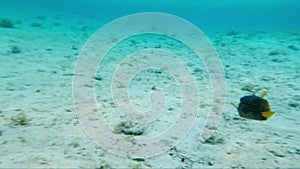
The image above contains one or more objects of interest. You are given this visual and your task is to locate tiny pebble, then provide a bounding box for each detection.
[268,150,285,158]
[287,45,299,51]
[132,157,145,161]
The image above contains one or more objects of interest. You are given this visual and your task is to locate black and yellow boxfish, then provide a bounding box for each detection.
[232,92,275,121]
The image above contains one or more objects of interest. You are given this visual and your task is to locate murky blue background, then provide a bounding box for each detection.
[2,0,300,32]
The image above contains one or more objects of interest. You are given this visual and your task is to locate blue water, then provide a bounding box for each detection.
[2,0,300,32]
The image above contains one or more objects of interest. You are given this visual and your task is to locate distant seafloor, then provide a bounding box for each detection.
[0,0,300,168]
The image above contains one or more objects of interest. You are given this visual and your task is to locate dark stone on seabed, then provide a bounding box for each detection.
[226,30,238,36]
[203,135,224,145]
[268,150,285,158]
[288,102,299,108]
[94,76,102,81]
[11,46,21,54]
[30,22,42,27]
[287,45,299,51]
[132,157,145,161]
[114,121,144,136]
[0,18,14,28]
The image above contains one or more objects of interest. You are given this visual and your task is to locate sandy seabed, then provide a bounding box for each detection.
[0,10,300,169]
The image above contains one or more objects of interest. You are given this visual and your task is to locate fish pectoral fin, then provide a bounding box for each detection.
[261,111,275,118]
[230,102,238,109]
[260,91,267,98]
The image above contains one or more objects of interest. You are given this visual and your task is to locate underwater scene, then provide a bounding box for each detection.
[1,0,300,168]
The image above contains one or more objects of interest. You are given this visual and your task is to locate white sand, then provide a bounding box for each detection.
[0,10,300,168]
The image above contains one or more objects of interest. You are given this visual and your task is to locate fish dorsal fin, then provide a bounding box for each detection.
[262,111,275,118]
[230,102,238,109]
[260,91,267,98]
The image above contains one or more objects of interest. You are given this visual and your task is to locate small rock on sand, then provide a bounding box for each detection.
[268,150,285,158]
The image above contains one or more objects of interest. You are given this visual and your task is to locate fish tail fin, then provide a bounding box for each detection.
[262,111,275,118]
[231,102,238,109]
